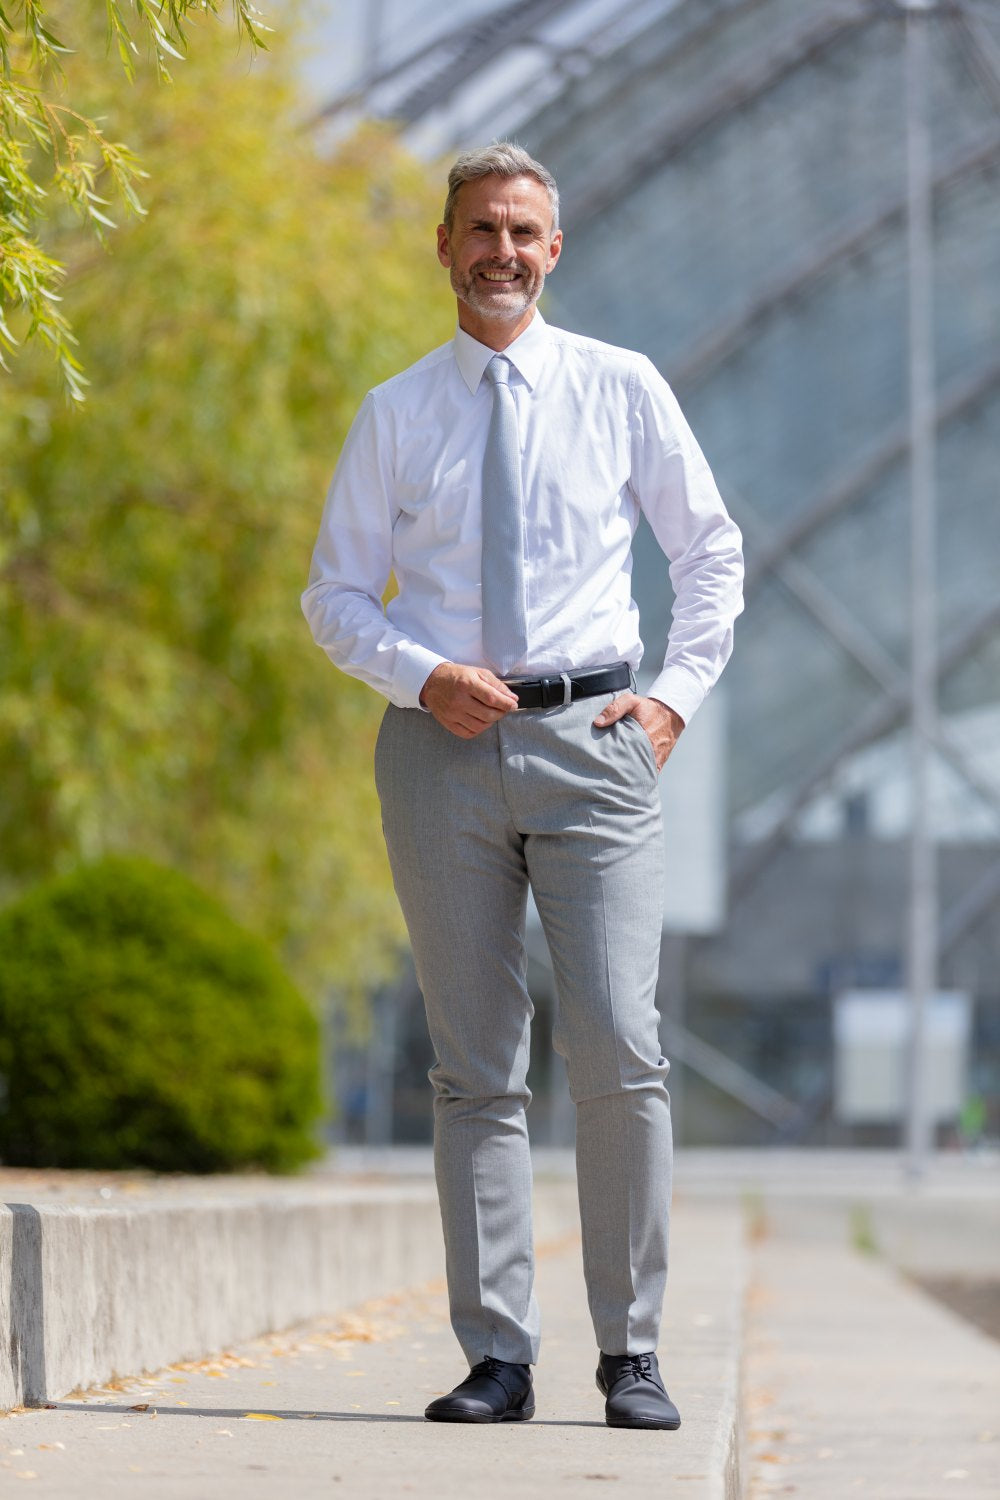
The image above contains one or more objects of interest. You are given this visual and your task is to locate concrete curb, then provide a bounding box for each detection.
[1,1180,585,1413]
[711,1277,747,1500]
[666,1195,748,1500]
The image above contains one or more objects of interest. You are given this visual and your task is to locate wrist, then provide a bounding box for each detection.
[647,696,685,732]
[419,660,454,708]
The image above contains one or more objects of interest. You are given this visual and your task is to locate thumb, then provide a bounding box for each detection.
[593,693,635,726]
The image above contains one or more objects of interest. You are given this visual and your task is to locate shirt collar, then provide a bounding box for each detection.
[453,310,550,394]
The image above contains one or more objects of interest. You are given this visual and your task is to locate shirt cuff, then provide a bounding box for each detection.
[392,645,450,711]
[645,666,706,728]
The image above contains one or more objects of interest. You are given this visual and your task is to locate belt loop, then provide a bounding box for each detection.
[560,671,572,706]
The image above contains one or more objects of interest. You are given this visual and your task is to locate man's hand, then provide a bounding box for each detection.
[593,693,685,771]
[420,662,520,737]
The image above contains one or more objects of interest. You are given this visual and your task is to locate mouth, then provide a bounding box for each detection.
[477,266,523,286]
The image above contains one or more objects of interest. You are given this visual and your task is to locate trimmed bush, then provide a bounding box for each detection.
[0,856,324,1172]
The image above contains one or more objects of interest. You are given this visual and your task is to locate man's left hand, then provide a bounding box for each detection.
[593,694,685,772]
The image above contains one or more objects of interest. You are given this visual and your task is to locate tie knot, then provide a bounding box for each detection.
[485,355,511,388]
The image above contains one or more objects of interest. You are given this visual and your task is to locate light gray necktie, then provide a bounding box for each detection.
[481,355,528,675]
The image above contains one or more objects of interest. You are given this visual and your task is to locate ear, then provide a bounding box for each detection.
[545,228,564,274]
[436,223,452,269]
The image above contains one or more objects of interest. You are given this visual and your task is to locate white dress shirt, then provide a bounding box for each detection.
[301,312,743,726]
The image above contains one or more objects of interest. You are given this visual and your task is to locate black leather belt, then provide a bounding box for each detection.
[504,662,632,710]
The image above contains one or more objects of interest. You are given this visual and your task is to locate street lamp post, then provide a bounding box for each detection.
[901,0,939,1179]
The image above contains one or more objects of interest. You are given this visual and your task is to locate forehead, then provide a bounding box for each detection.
[453,173,552,227]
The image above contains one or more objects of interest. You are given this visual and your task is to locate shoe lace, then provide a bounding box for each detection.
[465,1355,524,1387]
[611,1354,657,1384]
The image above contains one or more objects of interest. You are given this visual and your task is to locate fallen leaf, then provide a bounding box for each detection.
[243,1413,283,1422]
[128,1404,150,1413]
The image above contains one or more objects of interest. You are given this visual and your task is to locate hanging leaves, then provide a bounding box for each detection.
[0,1,270,400]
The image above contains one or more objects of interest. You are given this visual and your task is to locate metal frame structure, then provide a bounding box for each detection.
[316,0,1000,1153]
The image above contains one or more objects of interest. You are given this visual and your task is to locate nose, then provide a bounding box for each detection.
[492,227,515,261]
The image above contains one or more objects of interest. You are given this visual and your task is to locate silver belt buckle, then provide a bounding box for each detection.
[503,675,528,711]
[560,671,572,706]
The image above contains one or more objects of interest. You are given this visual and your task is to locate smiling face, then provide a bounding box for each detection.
[436,173,563,349]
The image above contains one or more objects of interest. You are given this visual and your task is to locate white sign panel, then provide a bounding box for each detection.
[833,989,973,1123]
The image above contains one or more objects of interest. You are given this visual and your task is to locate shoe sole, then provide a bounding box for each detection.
[425,1405,535,1424]
[605,1414,681,1430]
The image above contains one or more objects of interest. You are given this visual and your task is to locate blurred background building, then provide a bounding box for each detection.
[308,0,1000,1153]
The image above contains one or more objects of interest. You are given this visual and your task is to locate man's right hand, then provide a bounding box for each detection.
[419,662,519,737]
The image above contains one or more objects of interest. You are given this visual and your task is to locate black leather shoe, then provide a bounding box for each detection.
[425,1355,534,1423]
[596,1351,681,1430]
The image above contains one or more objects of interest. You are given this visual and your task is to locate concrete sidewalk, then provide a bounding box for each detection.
[0,1196,746,1500]
[743,1195,1000,1500]
[3,1149,998,1498]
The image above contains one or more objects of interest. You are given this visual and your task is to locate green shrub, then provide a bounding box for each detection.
[0,856,325,1172]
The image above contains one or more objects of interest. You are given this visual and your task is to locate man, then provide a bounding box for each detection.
[302,143,743,1430]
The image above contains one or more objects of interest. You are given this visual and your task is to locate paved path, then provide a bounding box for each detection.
[3,1151,997,1497]
[744,1197,1000,1500]
[0,1198,744,1500]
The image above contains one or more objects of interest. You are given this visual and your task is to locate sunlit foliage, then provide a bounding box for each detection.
[0,6,455,1008]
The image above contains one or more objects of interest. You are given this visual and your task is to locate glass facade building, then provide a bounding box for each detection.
[317,0,1000,1146]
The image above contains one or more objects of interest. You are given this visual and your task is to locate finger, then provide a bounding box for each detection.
[454,707,499,733]
[471,688,518,713]
[464,693,511,722]
[440,700,504,734]
[593,692,637,726]
[460,707,502,730]
[473,671,520,708]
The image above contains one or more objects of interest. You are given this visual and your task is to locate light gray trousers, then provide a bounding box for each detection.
[374,690,672,1366]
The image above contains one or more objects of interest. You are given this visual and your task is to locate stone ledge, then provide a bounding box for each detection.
[1,1178,586,1413]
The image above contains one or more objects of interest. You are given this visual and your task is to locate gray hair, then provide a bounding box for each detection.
[443,142,560,234]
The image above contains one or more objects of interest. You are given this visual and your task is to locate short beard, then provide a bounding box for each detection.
[451,260,543,322]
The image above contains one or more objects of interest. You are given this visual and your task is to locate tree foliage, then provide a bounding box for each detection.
[1,0,269,397]
[0,7,455,1010]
